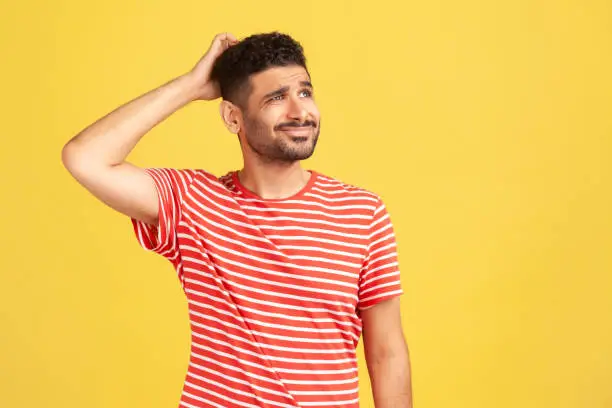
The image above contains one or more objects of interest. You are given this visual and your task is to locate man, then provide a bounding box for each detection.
[62,32,412,408]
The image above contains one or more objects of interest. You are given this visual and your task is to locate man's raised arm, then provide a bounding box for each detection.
[61,33,237,225]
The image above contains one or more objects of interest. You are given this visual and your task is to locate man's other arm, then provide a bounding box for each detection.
[362,297,412,408]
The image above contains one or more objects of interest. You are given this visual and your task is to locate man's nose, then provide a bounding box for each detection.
[287,96,308,122]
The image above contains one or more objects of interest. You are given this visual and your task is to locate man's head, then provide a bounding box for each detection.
[211,32,320,164]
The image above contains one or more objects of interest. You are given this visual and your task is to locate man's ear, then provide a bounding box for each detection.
[219,100,242,134]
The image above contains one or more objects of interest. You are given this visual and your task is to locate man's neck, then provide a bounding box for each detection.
[238,161,311,200]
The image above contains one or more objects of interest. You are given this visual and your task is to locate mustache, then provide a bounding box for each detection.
[275,120,317,130]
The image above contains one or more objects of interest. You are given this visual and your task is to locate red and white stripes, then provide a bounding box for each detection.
[131,168,403,408]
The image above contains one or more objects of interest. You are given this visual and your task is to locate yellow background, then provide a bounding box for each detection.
[1,0,611,407]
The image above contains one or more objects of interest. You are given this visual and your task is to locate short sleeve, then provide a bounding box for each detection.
[131,168,193,261]
[357,198,404,310]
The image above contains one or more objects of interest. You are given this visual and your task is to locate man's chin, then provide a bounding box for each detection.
[272,147,315,162]
[272,133,319,161]
[291,147,317,161]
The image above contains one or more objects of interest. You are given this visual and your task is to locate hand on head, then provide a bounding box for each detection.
[188,32,239,101]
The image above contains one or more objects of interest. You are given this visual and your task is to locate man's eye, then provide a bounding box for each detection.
[270,95,284,101]
[299,89,312,97]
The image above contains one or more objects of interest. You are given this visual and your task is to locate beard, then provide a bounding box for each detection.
[242,114,320,163]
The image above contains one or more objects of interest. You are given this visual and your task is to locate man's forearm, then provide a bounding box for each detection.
[62,73,198,167]
[369,348,412,408]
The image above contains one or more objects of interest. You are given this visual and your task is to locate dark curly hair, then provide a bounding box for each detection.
[210,32,308,108]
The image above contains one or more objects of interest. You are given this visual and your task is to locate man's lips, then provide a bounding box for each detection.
[277,126,315,137]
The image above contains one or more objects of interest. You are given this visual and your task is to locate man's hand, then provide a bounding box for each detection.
[188,32,238,101]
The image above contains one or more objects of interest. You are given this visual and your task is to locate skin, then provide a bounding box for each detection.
[61,32,412,407]
[362,297,413,407]
[219,65,321,199]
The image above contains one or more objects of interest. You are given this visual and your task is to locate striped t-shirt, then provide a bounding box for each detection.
[131,168,403,408]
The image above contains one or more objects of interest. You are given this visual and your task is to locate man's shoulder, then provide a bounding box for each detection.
[159,168,228,182]
[150,168,235,193]
[312,170,382,204]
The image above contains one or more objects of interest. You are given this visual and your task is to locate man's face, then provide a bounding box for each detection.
[239,65,320,163]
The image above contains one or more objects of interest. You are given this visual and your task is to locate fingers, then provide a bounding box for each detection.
[204,32,237,59]
[221,33,239,52]
[213,32,238,48]
[222,32,238,44]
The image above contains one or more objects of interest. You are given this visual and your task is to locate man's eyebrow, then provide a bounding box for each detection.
[261,81,314,101]
[263,86,289,100]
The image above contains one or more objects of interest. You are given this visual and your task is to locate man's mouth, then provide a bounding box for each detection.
[278,127,314,137]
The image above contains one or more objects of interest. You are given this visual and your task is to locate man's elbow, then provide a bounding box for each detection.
[61,140,103,179]
[62,140,87,171]
[370,342,410,367]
